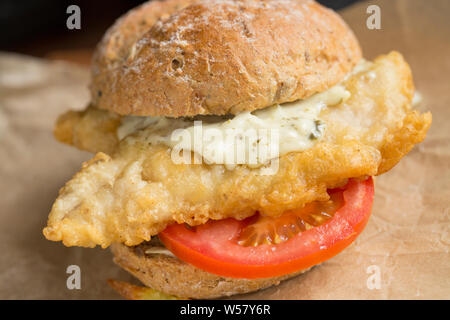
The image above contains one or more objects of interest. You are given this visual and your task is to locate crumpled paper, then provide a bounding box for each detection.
[0,0,448,299]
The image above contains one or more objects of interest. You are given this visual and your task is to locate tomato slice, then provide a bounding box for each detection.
[159,177,374,279]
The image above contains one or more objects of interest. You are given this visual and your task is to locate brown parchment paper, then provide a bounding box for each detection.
[0,0,448,299]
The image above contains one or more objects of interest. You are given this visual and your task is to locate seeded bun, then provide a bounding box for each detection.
[91,0,361,117]
[111,242,307,299]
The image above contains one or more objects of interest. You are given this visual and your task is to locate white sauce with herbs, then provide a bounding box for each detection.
[118,83,352,167]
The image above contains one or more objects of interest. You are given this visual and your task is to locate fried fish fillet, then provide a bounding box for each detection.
[44,52,431,248]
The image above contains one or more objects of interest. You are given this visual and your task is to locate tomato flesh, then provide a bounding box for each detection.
[159,177,374,279]
[237,191,344,247]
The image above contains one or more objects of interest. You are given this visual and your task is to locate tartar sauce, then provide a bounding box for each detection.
[118,84,351,167]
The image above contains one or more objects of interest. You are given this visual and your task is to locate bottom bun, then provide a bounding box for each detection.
[110,241,308,299]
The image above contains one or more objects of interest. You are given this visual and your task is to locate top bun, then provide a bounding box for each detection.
[91,0,361,117]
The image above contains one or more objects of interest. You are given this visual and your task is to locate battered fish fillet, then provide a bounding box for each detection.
[44,52,431,248]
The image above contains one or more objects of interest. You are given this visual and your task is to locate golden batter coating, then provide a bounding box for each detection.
[44,52,431,248]
[54,107,120,155]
